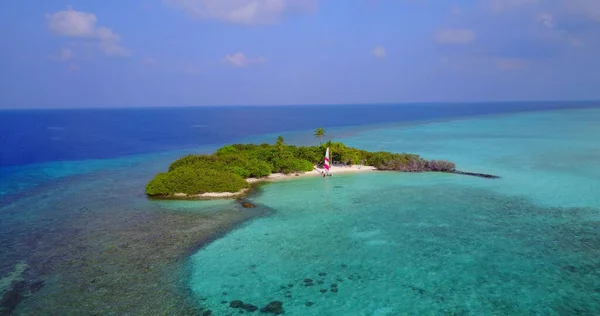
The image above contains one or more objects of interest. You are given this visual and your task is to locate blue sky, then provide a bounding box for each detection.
[1,0,600,108]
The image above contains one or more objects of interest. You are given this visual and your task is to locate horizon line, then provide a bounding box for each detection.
[1,99,599,111]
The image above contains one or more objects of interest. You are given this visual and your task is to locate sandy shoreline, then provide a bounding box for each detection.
[175,165,377,199]
[247,164,377,183]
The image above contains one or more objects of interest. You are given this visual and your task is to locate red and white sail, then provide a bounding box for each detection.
[324,147,330,171]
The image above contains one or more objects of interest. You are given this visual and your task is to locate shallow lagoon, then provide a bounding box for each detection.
[189,109,600,315]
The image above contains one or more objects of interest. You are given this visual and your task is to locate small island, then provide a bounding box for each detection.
[145,131,468,200]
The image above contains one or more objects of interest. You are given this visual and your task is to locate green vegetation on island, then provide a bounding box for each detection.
[145,129,457,198]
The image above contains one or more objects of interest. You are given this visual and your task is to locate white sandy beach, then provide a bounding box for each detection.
[246,164,377,183]
[179,165,377,199]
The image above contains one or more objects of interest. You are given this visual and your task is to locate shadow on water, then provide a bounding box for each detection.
[0,165,278,315]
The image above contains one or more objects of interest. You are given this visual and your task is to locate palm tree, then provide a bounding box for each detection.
[276,135,285,147]
[275,136,285,153]
[274,136,287,161]
[314,127,325,144]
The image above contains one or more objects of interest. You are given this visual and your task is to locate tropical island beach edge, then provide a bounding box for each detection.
[145,128,499,200]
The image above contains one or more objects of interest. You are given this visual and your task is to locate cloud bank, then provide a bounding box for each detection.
[163,0,318,25]
[224,52,266,67]
[47,7,129,57]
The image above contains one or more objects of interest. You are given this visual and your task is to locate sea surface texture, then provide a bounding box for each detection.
[188,108,600,315]
[1,102,599,315]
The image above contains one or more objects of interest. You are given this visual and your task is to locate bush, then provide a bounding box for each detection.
[145,172,170,195]
[277,158,314,174]
[168,154,215,172]
[367,152,430,171]
[296,146,322,164]
[146,167,248,196]
[245,159,273,178]
[226,166,250,178]
[427,160,456,172]
[340,151,361,165]
[365,152,396,168]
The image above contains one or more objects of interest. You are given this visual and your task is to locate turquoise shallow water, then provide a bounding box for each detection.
[189,108,600,315]
[342,108,600,208]
[2,107,599,314]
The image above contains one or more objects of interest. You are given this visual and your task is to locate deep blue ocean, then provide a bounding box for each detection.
[1,102,599,315]
[1,101,593,168]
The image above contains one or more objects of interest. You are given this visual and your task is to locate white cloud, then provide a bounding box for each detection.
[47,8,98,37]
[372,45,387,58]
[59,48,73,61]
[163,0,318,25]
[482,0,600,47]
[224,52,266,67]
[46,7,129,57]
[435,29,475,44]
[537,12,555,28]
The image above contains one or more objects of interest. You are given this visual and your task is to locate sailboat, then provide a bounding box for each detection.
[324,147,332,176]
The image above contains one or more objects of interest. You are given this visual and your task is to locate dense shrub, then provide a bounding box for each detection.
[168,154,215,172]
[216,145,238,154]
[427,160,456,172]
[145,172,170,195]
[295,146,322,165]
[226,166,250,178]
[277,158,314,174]
[245,159,273,178]
[145,167,248,196]
[367,152,441,172]
[365,152,398,168]
[340,151,361,165]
